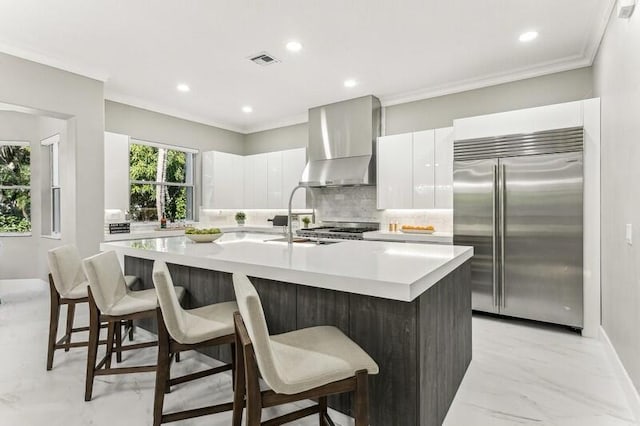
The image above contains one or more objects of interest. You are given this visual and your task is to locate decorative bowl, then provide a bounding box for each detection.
[185,232,223,243]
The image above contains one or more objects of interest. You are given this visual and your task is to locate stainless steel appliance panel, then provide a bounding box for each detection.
[454,159,499,313]
[499,153,583,327]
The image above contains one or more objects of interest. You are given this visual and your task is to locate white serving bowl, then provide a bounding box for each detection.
[185,232,224,243]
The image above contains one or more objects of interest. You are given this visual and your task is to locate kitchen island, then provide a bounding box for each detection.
[101,233,473,425]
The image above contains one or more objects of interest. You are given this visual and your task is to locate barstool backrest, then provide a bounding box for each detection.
[152,260,187,341]
[232,273,284,392]
[47,245,86,296]
[83,251,128,313]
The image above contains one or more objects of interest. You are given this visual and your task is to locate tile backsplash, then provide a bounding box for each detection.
[198,187,453,233]
[313,186,453,232]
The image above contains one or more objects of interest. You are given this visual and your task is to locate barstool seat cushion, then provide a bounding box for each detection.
[268,325,379,395]
[176,301,238,345]
[105,286,185,317]
[61,275,139,300]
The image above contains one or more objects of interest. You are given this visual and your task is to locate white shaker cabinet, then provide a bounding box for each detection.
[377,133,413,209]
[377,127,454,209]
[282,148,307,209]
[434,127,454,208]
[412,130,435,209]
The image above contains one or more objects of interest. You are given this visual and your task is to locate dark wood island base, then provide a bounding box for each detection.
[125,256,471,426]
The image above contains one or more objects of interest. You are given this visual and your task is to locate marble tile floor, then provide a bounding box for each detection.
[0,279,637,426]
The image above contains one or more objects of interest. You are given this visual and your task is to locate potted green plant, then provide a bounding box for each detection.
[235,211,246,226]
[301,216,311,228]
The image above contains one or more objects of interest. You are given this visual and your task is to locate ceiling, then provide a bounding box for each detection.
[0,0,614,133]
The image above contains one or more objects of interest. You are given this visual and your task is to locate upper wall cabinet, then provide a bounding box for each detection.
[202,151,244,209]
[282,148,306,209]
[203,148,306,209]
[377,133,413,209]
[453,100,583,140]
[377,127,454,210]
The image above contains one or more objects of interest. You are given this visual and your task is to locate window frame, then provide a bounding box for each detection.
[128,139,196,223]
[41,134,61,237]
[0,140,32,236]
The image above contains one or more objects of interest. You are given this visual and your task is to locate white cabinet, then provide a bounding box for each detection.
[243,154,268,208]
[434,127,454,208]
[454,100,583,140]
[412,130,435,209]
[266,152,283,208]
[377,127,453,210]
[203,148,306,210]
[282,148,306,209]
[202,151,244,209]
[377,133,413,209]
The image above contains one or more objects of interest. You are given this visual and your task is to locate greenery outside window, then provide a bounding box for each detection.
[0,141,31,234]
[129,141,195,222]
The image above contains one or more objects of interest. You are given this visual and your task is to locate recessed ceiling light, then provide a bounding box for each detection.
[176,83,190,92]
[519,31,538,42]
[286,41,303,52]
[344,79,357,88]
[242,106,253,113]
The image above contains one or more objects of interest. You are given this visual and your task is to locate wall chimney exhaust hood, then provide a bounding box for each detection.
[300,95,381,187]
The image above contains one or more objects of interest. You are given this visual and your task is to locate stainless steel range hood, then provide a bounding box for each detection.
[300,95,381,187]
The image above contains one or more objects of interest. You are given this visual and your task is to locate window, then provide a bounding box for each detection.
[129,141,195,222]
[41,134,61,236]
[0,141,31,234]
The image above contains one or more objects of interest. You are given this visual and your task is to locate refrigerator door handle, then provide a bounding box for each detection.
[500,163,507,308]
[492,164,498,307]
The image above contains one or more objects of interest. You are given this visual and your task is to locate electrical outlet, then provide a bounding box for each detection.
[626,223,633,245]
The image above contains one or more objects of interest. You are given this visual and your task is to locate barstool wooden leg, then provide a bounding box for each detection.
[128,319,134,341]
[46,276,61,371]
[244,350,262,426]
[232,336,245,426]
[64,303,75,352]
[153,313,171,426]
[105,321,115,369]
[354,370,369,426]
[319,396,328,425]
[115,320,123,363]
[85,290,100,401]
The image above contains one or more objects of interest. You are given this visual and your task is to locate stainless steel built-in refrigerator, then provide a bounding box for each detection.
[453,127,583,328]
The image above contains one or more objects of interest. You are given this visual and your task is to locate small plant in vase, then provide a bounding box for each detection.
[235,211,246,226]
[301,216,311,229]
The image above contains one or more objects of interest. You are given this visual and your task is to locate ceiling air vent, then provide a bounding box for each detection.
[249,52,280,66]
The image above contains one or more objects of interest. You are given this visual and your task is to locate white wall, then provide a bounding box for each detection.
[0,52,104,279]
[593,4,640,394]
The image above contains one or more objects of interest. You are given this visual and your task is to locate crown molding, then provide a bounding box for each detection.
[243,113,309,134]
[379,55,591,107]
[0,42,109,82]
[104,91,248,134]
[584,0,616,64]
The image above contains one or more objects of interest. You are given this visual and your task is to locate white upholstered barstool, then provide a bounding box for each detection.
[82,250,185,401]
[231,273,379,426]
[46,244,138,370]
[151,260,238,425]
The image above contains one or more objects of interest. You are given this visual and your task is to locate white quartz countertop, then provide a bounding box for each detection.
[103,224,286,242]
[101,232,473,302]
[363,230,453,244]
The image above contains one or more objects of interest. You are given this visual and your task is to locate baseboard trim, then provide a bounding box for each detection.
[599,326,640,423]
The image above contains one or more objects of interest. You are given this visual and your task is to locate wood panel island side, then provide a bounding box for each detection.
[101,233,473,425]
